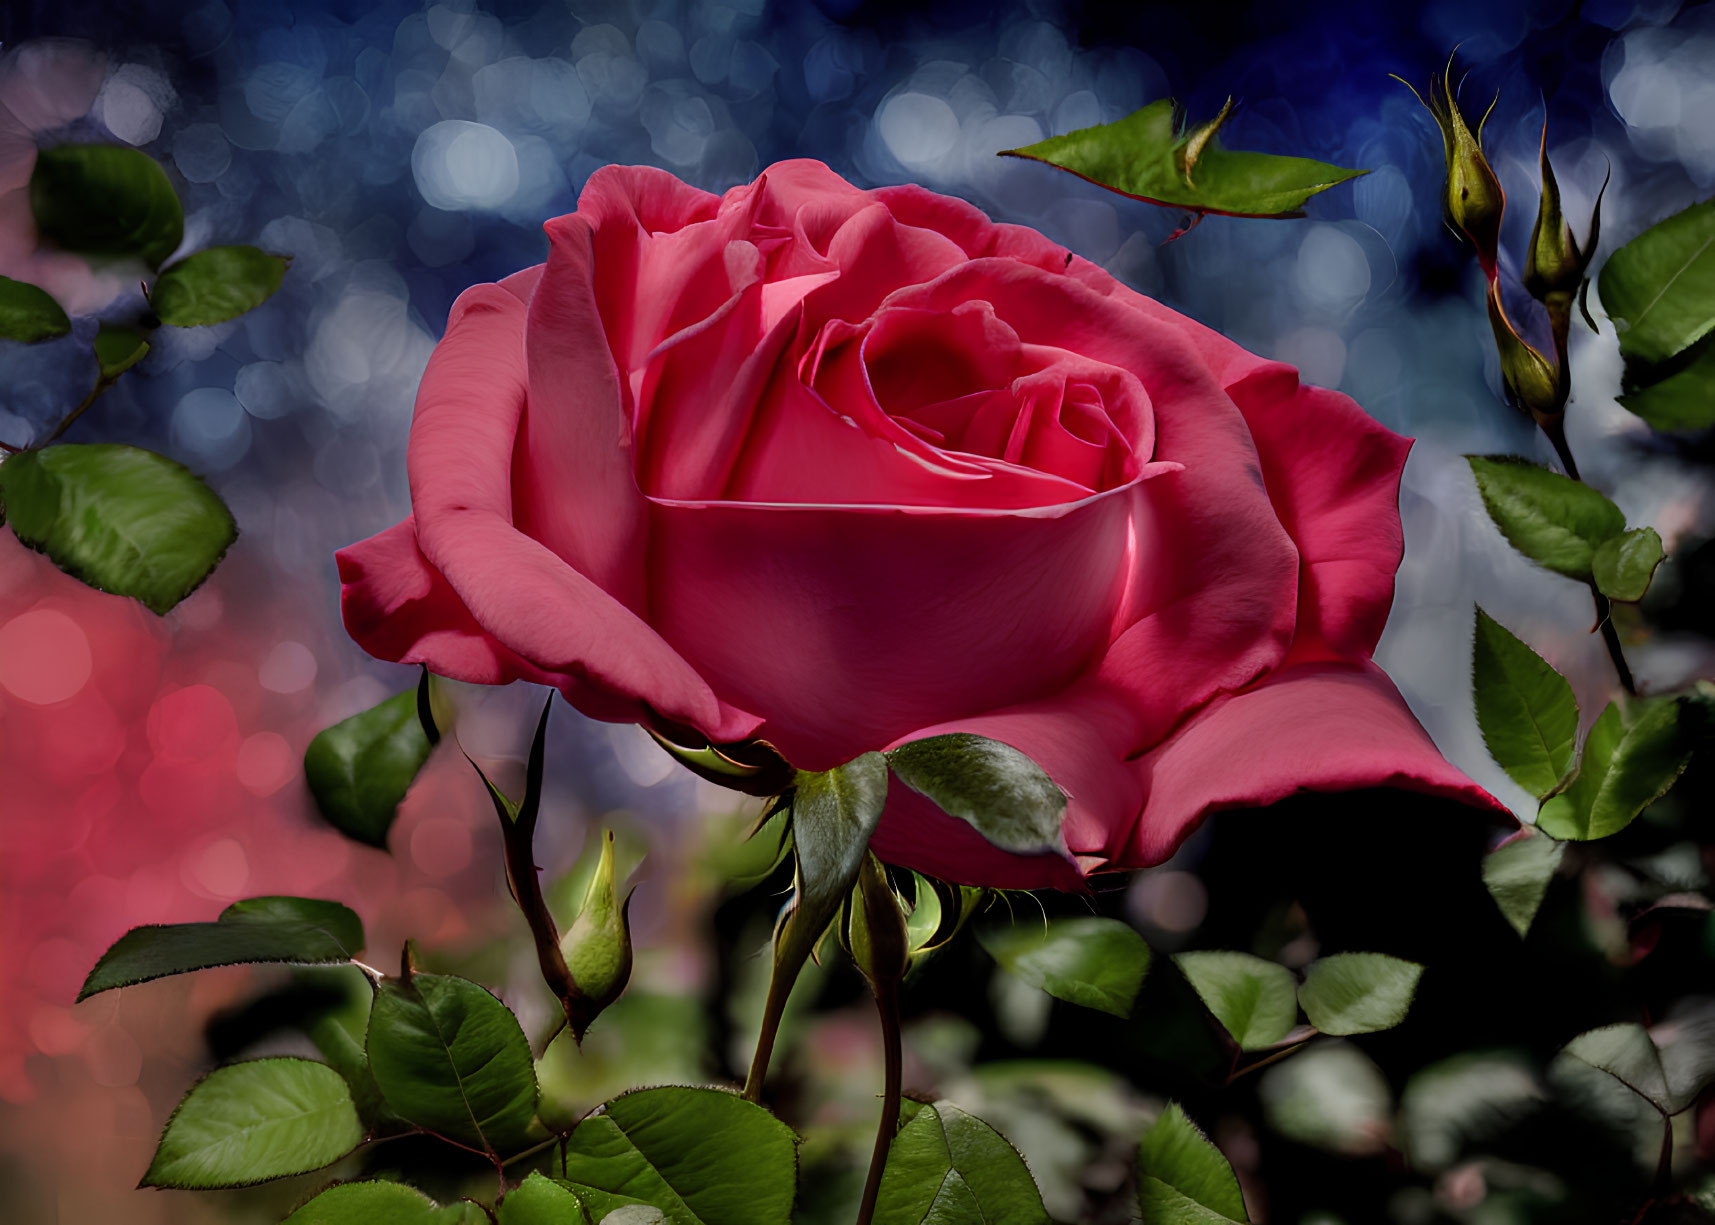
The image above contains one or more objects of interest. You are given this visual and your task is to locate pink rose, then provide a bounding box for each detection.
[338,159,1496,889]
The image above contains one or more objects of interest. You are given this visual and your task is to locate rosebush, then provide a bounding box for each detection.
[338,159,1497,888]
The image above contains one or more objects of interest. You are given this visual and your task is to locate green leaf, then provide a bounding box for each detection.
[1000,98,1365,220]
[979,917,1151,1018]
[1257,1041,1393,1156]
[499,1173,592,1225]
[1558,1023,1670,1110]
[885,733,1066,857]
[1592,527,1664,602]
[1137,1103,1249,1224]
[1298,953,1423,1036]
[559,1086,797,1225]
[366,969,539,1155]
[0,443,236,614]
[1467,455,1625,580]
[142,1057,362,1188]
[305,687,435,848]
[284,1181,486,1225]
[872,1100,1048,1225]
[1482,830,1566,938]
[1536,698,1696,841]
[1598,198,1715,367]
[93,322,150,377]
[1172,951,1299,1050]
[0,275,70,342]
[153,245,289,327]
[30,143,184,269]
[1618,336,1715,430]
[292,968,402,1131]
[1471,607,1580,799]
[763,754,890,1037]
[79,895,364,1001]
[1398,1052,1544,1173]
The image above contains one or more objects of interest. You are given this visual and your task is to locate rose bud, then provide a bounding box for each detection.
[1397,59,1506,280]
[560,830,633,1031]
[1485,281,1567,427]
[1524,123,1604,340]
[338,161,1502,891]
[846,853,910,990]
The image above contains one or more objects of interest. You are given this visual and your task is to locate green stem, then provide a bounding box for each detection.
[743,968,793,1102]
[1541,417,1639,696]
[37,371,119,448]
[854,976,903,1225]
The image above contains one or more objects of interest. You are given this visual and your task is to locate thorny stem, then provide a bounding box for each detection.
[1541,417,1639,696]
[854,976,903,1225]
[497,809,598,1043]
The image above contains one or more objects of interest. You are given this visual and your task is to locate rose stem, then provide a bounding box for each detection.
[854,976,903,1225]
[1541,418,1638,696]
[487,698,594,1041]
[742,972,793,1102]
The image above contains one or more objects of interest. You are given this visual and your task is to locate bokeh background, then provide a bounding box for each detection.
[1,0,1712,1221]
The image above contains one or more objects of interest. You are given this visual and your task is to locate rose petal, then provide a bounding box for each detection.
[645,484,1152,770]
[1096,288,1414,664]
[1227,374,1411,664]
[880,262,1303,748]
[727,315,1102,509]
[336,517,546,686]
[1116,662,1505,867]
[518,217,648,606]
[408,281,759,740]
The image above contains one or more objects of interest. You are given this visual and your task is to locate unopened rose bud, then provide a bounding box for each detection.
[1396,60,1505,280]
[1486,281,1567,427]
[560,830,633,1031]
[847,853,909,990]
[1524,124,1604,338]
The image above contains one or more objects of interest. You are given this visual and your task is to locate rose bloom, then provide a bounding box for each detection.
[339,160,1496,890]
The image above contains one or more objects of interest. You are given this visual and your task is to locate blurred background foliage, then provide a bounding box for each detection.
[1,0,1714,1221]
